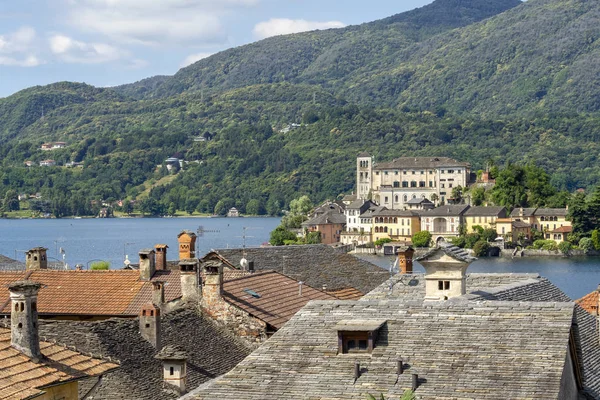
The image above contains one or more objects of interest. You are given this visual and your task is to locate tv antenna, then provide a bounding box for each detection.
[195,225,220,257]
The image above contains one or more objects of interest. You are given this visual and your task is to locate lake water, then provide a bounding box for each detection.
[1,217,599,301]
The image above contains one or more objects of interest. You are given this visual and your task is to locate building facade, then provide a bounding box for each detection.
[357,154,470,207]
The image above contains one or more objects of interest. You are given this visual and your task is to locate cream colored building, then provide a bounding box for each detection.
[420,205,470,243]
[463,206,507,232]
[357,153,470,207]
[509,207,571,242]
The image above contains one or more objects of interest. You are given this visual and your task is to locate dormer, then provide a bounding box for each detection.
[155,345,188,394]
[334,319,386,354]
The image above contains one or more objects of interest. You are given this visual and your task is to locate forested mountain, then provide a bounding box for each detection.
[2,0,600,217]
[116,0,521,100]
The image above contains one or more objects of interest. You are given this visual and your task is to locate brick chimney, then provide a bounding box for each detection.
[25,247,47,270]
[179,259,199,302]
[9,280,42,361]
[152,281,165,306]
[154,244,168,270]
[155,345,188,394]
[177,230,197,260]
[419,246,474,301]
[139,249,156,281]
[201,261,223,308]
[140,303,161,349]
[397,246,415,274]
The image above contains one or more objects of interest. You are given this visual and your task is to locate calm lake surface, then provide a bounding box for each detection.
[1,217,599,300]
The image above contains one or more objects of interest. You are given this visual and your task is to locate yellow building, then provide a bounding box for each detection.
[463,206,507,232]
[510,207,571,242]
[496,218,531,243]
[372,209,421,243]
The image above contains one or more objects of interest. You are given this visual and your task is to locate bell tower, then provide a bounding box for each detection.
[357,152,373,200]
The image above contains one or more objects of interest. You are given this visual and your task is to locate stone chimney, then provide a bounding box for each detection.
[179,259,199,302]
[9,280,42,361]
[177,230,197,260]
[139,249,156,281]
[155,345,188,394]
[519,207,524,217]
[397,246,415,274]
[152,281,165,306]
[140,303,161,348]
[418,246,475,301]
[25,247,47,270]
[154,244,168,270]
[201,261,223,307]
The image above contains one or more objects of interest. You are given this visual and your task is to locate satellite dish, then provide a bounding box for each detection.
[240,257,248,270]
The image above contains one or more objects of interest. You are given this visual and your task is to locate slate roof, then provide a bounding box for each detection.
[463,206,507,217]
[0,255,25,271]
[302,209,347,226]
[406,197,433,205]
[18,307,251,400]
[0,270,182,317]
[185,299,574,400]
[374,157,470,170]
[357,152,371,157]
[421,204,470,217]
[415,244,477,263]
[0,327,118,400]
[510,208,537,217]
[222,270,336,329]
[371,208,418,217]
[536,208,569,217]
[206,245,389,294]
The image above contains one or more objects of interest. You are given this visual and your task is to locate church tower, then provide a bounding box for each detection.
[357,152,373,200]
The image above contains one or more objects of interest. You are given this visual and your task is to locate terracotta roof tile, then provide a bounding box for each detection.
[0,270,182,317]
[222,271,336,329]
[576,290,598,315]
[0,327,118,400]
[550,226,573,234]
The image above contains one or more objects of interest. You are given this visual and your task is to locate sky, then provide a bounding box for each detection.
[0,0,434,98]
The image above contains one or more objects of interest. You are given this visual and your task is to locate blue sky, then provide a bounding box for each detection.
[0,0,434,98]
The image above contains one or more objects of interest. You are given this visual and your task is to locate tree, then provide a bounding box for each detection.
[482,228,497,242]
[122,201,134,215]
[450,185,463,204]
[558,241,572,256]
[473,240,490,257]
[579,237,593,253]
[305,231,321,244]
[270,226,297,246]
[587,187,600,230]
[214,197,234,216]
[568,192,590,238]
[90,261,110,270]
[592,230,600,251]
[412,231,432,247]
[3,189,19,211]
[491,163,527,208]
[246,199,264,215]
[281,195,313,229]
[471,187,486,206]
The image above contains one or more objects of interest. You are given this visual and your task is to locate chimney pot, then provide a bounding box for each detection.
[154,244,168,271]
[152,281,165,306]
[248,261,254,273]
[397,358,404,375]
[139,303,161,349]
[9,280,42,361]
[298,281,304,297]
[25,247,48,271]
[139,249,156,281]
[354,361,360,380]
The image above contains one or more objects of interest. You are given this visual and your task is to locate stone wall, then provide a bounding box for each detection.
[200,297,267,348]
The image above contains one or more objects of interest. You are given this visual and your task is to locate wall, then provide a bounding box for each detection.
[39,381,79,400]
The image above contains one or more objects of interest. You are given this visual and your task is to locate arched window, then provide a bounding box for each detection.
[395,195,399,202]
[142,310,146,316]
[375,227,379,233]
[384,217,388,224]
[384,227,388,233]
[394,217,398,223]
[20,303,24,312]
[412,194,417,199]
[403,195,408,202]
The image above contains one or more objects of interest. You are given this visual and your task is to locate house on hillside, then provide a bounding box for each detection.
[39,159,56,167]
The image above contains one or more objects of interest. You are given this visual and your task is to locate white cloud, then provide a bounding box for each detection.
[0,26,42,67]
[180,52,213,68]
[253,19,346,39]
[49,34,128,64]
[66,0,259,46]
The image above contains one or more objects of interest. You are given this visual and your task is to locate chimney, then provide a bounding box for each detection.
[9,280,42,361]
[247,260,254,273]
[179,259,199,302]
[154,244,168,270]
[25,247,47,270]
[519,207,524,217]
[419,247,474,301]
[298,281,304,296]
[140,303,161,349]
[397,246,415,274]
[155,345,188,394]
[177,230,197,260]
[412,373,419,391]
[152,281,165,306]
[201,261,223,305]
[139,249,156,281]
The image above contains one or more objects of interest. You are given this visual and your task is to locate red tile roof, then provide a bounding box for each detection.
[0,327,118,400]
[0,270,182,317]
[222,271,336,329]
[549,226,573,234]
[576,290,598,315]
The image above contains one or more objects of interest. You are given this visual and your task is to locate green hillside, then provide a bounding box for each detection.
[3,0,600,218]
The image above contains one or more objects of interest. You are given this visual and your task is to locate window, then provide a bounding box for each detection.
[376,172,379,175]
[403,195,408,202]
[395,171,399,175]
[402,181,408,188]
[395,195,399,203]
[449,183,453,188]
[170,367,174,376]
[429,181,433,187]
[403,171,407,175]
[441,183,445,188]
[419,181,425,187]
[441,170,445,173]
[384,171,388,175]
[394,181,400,188]
[420,171,424,175]
[412,171,416,175]
[448,170,454,174]
[411,181,417,188]
[384,197,389,203]
[438,281,450,290]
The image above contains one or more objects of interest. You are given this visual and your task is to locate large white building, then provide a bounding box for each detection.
[356,153,471,208]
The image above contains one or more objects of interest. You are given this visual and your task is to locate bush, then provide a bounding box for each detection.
[305,231,321,244]
[473,240,490,257]
[270,226,297,246]
[465,233,481,249]
[592,230,600,251]
[481,228,497,242]
[411,231,432,247]
[533,239,559,251]
[90,261,110,270]
[451,236,466,248]
[374,237,393,247]
[579,237,593,253]
[558,241,572,255]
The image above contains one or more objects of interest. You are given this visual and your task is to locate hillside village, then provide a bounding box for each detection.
[297,154,572,251]
[1,234,600,399]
